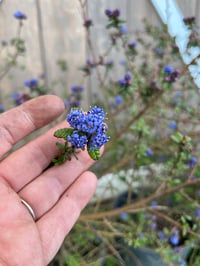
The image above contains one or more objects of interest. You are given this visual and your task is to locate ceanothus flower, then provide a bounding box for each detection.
[24,78,38,88]
[54,106,109,163]
[67,131,88,149]
[66,106,109,150]
[13,11,27,20]
[67,109,85,129]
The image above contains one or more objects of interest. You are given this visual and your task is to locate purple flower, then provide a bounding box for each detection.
[188,156,198,168]
[121,24,127,34]
[112,9,120,18]
[145,148,154,157]
[120,212,129,220]
[67,109,85,129]
[124,72,132,81]
[105,8,120,19]
[66,106,109,151]
[195,208,200,217]
[169,121,177,130]
[11,92,30,105]
[67,131,88,149]
[151,201,157,207]
[105,9,112,17]
[13,11,27,20]
[24,78,38,88]
[118,72,132,87]
[88,131,109,150]
[154,47,164,55]
[169,230,180,246]
[158,230,165,241]
[84,19,93,28]
[164,65,173,74]
[115,95,123,104]
[0,104,4,113]
[128,41,137,48]
[70,85,84,93]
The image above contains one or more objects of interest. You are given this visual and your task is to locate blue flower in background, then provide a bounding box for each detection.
[121,24,127,34]
[70,85,84,92]
[169,121,177,130]
[169,230,180,247]
[188,156,198,168]
[118,72,132,87]
[195,208,200,218]
[120,212,129,220]
[115,95,123,104]
[128,41,137,48]
[13,11,27,20]
[164,65,173,74]
[24,78,38,88]
[151,201,157,207]
[145,148,154,157]
[0,104,4,113]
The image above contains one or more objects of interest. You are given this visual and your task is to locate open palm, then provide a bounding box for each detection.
[0,95,97,266]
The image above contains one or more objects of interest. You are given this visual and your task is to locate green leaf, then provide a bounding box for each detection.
[54,128,74,139]
[170,132,183,143]
[87,148,101,160]
[55,142,65,151]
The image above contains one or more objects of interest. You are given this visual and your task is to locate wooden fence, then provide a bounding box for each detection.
[0,0,199,107]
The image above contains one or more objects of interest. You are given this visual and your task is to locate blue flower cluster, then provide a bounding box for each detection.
[24,78,38,88]
[118,72,132,87]
[66,106,109,151]
[163,65,180,83]
[105,9,120,19]
[13,11,27,20]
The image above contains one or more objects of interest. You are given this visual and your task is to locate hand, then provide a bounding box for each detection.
[0,95,97,266]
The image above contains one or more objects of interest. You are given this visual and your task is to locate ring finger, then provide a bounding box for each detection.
[18,148,97,220]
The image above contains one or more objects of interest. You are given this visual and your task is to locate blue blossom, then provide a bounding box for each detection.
[84,19,93,28]
[154,47,164,55]
[120,212,129,220]
[151,201,157,207]
[158,230,165,241]
[169,121,177,130]
[164,65,173,74]
[105,9,112,17]
[11,92,30,105]
[169,230,180,246]
[66,106,109,151]
[67,109,85,129]
[24,78,38,88]
[121,24,127,34]
[13,11,27,20]
[115,95,123,104]
[70,85,84,92]
[67,131,88,149]
[195,208,200,217]
[188,156,198,168]
[118,72,132,87]
[0,104,4,113]
[163,66,180,83]
[145,148,154,157]
[128,41,137,48]
[88,131,109,150]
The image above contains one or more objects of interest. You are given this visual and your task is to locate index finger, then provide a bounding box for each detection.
[0,95,65,158]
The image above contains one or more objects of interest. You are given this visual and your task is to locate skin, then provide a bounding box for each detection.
[0,95,98,266]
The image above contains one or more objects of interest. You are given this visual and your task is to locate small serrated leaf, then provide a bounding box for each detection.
[56,142,65,151]
[54,128,74,139]
[87,148,101,160]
